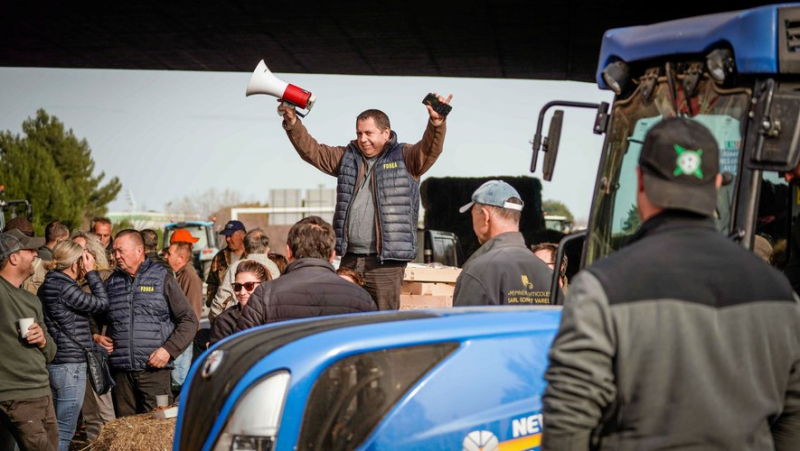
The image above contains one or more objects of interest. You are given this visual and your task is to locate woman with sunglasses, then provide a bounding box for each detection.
[209,260,270,346]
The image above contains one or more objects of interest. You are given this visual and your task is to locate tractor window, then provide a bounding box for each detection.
[586,78,750,266]
[755,171,798,290]
[595,114,742,257]
[297,343,457,451]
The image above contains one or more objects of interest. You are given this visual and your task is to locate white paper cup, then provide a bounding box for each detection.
[156,394,170,407]
[18,317,34,339]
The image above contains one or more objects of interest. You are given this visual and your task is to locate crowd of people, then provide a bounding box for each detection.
[0,210,394,450]
[3,94,799,450]
[0,92,576,450]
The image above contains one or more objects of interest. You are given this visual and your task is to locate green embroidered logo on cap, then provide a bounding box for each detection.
[674,145,703,179]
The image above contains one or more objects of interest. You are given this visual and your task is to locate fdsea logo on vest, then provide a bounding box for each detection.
[382,162,398,170]
[139,286,155,293]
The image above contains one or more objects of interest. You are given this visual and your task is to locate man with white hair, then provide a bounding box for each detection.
[454,180,557,306]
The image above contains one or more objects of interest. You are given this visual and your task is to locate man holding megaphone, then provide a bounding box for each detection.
[277,93,452,311]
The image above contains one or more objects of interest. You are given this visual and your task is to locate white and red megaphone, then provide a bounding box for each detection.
[246,60,316,117]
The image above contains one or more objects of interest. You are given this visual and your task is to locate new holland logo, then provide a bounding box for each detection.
[201,349,226,379]
[462,430,499,451]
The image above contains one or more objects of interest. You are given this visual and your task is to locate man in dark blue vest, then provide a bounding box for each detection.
[277,94,451,310]
[102,229,198,416]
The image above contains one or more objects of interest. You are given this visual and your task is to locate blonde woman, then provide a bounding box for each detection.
[71,230,116,441]
[38,240,109,451]
[72,231,111,275]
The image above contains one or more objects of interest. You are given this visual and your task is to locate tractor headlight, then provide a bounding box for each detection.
[214,371,290,451]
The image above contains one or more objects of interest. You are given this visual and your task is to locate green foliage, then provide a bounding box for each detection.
[622,203,642,234]
[542,199,574,222]
[113,219,136,234]
[0,109,121,235]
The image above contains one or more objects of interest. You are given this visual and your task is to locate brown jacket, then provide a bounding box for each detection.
[284,117,446,180]
[22,257,47,295]
[176,263,203,328]
[206,248,231,306]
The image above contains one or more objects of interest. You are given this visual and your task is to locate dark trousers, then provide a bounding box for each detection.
[112,369,172,417]
[340,254,406,310]
[0,395,58,451]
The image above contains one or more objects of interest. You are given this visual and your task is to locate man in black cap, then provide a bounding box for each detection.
[542,118,800,450]
[0,230,58,450]
[206,220,246,308]
[3,217,47,295]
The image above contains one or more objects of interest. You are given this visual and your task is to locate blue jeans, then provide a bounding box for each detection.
[48,362,86,451]
[171,347,193,388]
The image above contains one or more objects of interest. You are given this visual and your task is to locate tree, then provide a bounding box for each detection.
[621,203,642,234]
[0,110,121,234]
[166,188,245,220]
[542,199,574,222]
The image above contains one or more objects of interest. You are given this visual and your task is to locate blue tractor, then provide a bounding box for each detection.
[534,3,800,298]
[176,308,559,450]
[177,4,800,450]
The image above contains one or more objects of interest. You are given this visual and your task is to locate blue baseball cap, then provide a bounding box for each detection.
[220,220,246,236]
[459,180,524,213]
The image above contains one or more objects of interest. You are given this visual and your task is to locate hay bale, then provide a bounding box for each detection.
[88,412,175,451]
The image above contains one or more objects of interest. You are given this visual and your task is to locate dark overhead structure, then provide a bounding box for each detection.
[0,1,779,82]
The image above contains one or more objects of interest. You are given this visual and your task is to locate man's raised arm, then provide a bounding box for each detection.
[279,103,346,176]
[404,93,452,178]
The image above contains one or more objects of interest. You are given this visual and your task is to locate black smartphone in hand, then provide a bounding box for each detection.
[422,93,452,118]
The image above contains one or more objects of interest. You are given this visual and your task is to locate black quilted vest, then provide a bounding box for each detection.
[334,135,419,261]
[105,259,174,371]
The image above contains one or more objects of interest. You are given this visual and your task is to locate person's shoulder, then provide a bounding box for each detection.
[185,264,203,281]
[216,304,240,323]
[264,258,280,271]
[106,268,124,281]
[470,243,531,268]
[40,270,67,289]
[324,271,371,296]
[723,238,795,288]
[588,234,653,273]
[3,279,40,303]
[211,306,239,338]
[213,248,228,262]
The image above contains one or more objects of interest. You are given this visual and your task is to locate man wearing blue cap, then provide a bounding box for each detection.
[454,180,556,306]
[206,220,246,308]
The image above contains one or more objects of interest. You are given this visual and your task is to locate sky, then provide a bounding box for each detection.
[0,67,612,223]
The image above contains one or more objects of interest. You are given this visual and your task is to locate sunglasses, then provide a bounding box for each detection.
[233,281,259,293]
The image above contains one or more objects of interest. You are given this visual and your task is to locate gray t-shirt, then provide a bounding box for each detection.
[346,156,378,254]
